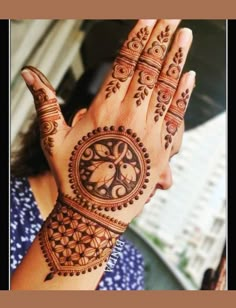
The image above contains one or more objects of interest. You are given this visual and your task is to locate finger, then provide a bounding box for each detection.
[147,28,193,124]
[162,70,196,150]
[92,19,157,106]
[122,19,180,115]
[21,66,67,156]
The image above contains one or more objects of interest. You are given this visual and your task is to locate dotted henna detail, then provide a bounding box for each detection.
[105,27,149,99]
[39,197,120,281]
[68,126,151,211]
[164,89,190,149]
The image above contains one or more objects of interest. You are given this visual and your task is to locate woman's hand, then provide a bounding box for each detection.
[21,19,195,223]
[18,19,195,285]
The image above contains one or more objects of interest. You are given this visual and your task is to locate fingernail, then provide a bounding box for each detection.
[21,69,34,86]
[141,19,156,26]
[177,28,193,46]
[189,70,196,77]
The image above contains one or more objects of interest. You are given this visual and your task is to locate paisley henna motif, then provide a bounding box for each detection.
[68,126,151,211]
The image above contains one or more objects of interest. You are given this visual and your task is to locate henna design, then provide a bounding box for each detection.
[164,89,189,149]
[28,86,60,156]
[68,126,151,211]
[134,71,157,106]
[166,48,183,79]
[154,88,172,122]
[59,193,128,234]
[147,25,170,59]
[158,47,184,92]
[39,196,121,281]
[105,27,149,99]
[23,66,60,156]
[134,26,171,106]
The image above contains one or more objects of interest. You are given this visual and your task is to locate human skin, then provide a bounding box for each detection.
[11,19,195,290]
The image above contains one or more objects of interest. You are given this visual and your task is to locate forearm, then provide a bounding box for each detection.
[11,194,127,290]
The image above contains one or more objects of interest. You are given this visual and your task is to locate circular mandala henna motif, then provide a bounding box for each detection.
[68,127,150,211]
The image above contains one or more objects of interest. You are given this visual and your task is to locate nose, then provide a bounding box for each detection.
[157,164,173,190]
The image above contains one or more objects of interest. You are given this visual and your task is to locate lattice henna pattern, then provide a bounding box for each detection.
[68,126,151,211]
[164,89,189,149]
[39,195,122,281]
[134,26,171,106]
[105,27,149,99]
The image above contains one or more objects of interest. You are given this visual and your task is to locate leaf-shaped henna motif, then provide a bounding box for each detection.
[134,25,171,106]
[120,163,138,183]
[164,89,190,149]
[68,126,151,211]
[166,48,183,79]
[94,144,111,157]
[105,27,149,99]
[88,162,116,188]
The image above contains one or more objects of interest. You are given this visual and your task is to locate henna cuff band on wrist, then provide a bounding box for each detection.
[39,196,122,281]
[59,193,128,234]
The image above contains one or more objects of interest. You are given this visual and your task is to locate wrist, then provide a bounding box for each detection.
[39,193,128,281]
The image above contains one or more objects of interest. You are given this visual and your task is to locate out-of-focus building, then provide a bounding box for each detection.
[135,112,226,288]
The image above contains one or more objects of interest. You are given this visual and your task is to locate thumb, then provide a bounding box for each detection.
[21,66,67,156]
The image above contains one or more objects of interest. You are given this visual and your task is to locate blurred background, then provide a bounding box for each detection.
[11,20,226,290]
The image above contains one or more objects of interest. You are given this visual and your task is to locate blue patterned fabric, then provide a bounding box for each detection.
[10,176,144,290]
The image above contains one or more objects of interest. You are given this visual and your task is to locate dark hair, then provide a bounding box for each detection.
[11,63,112,177]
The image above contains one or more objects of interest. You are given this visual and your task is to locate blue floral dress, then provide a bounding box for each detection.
[10,176,144,290]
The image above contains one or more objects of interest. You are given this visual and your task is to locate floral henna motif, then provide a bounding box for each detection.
[164,89,189,149]
[147,25,170,59]
[68,126,151,211]
[154,88,172,122]
[166,47,183,79]
[134,26,171,106]
[39,196,122,281]
[158,47,184,93]
[105,27,149,99]
[134,71,157,106]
